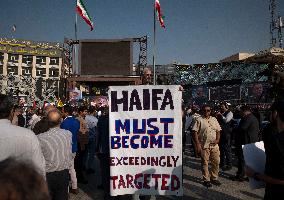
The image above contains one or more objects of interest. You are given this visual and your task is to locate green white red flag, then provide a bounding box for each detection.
[76,0,94,31]
[155,0,165,28]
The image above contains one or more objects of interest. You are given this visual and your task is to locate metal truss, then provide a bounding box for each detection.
[134,36,148,75]
[63,38,79,77]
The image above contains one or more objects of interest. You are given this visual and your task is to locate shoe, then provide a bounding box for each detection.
[70,188,79,194]
[86,168,95,174]
[222,165,232,171]
[211,179,222,186]
[243,177,249,182]
[231,175,247,182]
[203,181,212,188]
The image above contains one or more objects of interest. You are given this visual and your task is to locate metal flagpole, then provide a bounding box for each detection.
[75,7,78,40]
[153,0,156,85]
[74,1,78,74]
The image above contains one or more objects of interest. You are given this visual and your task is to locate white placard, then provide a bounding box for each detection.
[109,85,183,196]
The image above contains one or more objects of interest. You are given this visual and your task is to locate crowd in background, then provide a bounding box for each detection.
[182,100,284,199]
[0,67,284,200]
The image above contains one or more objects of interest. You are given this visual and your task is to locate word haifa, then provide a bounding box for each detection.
[111,89,174,112]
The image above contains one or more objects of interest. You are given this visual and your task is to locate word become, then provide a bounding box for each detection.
[111,173,180,191]
[111,135,173,149]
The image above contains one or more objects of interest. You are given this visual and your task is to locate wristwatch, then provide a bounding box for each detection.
[253,172,260,181]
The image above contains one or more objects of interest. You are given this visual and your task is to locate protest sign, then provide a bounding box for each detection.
[109,85,183,196]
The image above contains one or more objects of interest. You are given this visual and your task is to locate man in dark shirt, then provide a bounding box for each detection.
[246,101,284,200]
[233,105,259,181]
[61,105,80,194]
[95,107,111,200]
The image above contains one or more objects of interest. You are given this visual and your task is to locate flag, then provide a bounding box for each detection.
[12,24,16,32]
[57,98,64,107]
[155,0,165,28]
[76,0,94,31]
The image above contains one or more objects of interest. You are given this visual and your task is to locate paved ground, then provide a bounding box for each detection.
[70,144,265,200]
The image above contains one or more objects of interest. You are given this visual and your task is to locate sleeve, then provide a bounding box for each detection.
[67,131,74,165]
[31,136,46,178]
[191,118,200,132]
[60,120,67,130]
[214,117,222,131]
[223,111,233,123]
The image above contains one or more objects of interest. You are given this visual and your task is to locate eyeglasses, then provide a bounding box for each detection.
[146,74,152,77]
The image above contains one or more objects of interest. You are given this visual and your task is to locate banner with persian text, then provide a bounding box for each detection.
[109,85,183,196]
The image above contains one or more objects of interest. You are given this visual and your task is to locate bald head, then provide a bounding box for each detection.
[43,105,56,117]
[47,109,62,128]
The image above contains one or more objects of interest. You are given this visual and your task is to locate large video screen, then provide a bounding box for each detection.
[79,39,133,75]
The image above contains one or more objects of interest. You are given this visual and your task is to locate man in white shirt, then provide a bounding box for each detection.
[216,102,233,171]
[0,94,45,177]
[38,109,73,200]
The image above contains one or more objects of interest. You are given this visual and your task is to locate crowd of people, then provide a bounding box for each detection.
[182,100,284,199]
[0,93,111,200]
[0,67,284,200]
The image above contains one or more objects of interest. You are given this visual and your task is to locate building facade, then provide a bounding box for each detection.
[0,38,64,107]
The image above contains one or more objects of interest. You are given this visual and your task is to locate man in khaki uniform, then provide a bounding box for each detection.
[192,104,222,188]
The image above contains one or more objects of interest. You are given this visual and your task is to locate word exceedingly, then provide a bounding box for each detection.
[110,156,179,167]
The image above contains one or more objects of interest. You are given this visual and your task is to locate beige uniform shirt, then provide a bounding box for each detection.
[192,116,222,148]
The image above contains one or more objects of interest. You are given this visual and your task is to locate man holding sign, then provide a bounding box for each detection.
[109,85,183,197]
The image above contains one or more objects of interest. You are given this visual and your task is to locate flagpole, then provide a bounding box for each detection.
[74,1,78,74]
[153,1,156,85]
[75,10,78,40]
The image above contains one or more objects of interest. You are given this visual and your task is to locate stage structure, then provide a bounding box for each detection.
[64,36,147,76]
[64,36,147,104]
[0,38,65,107]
